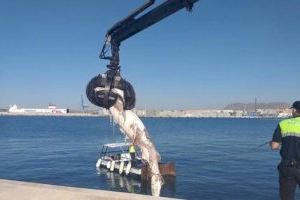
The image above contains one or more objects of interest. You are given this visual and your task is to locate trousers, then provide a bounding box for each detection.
[278,162,300,200]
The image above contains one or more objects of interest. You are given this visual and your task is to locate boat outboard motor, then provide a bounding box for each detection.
[86,69,135,110]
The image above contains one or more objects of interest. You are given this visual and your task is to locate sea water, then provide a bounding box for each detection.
[0,116,299,200]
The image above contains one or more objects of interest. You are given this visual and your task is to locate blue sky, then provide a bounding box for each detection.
[0,0,299,110]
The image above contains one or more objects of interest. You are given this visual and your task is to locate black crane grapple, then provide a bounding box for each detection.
[86,0,199,109]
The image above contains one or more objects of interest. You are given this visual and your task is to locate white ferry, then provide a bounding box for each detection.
[8,104,69,114]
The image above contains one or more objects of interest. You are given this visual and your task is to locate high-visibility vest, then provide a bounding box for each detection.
[279,117,300,137]
[129,145,136,153]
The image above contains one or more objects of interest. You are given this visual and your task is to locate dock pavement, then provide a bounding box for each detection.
[0,179,179,200]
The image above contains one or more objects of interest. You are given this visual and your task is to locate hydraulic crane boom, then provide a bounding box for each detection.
[100,0,199,70]
[87,0,199,111]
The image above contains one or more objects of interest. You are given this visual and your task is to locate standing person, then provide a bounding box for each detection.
[129,144,136,160]
[270,101,300,200]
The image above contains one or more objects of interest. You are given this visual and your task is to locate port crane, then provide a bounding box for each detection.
[86,0,199,109]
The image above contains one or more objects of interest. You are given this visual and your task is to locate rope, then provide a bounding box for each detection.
[254,141,270,150]
[109,115,116,142]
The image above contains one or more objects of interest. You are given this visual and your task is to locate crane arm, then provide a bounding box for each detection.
[100,0,199,70]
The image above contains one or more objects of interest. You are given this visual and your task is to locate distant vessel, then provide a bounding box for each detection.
[8,104,69,114]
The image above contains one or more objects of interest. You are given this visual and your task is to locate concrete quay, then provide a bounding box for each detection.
[0,179,178,200]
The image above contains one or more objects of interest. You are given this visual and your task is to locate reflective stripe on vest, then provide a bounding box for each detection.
[129,145,136,153]
[279,117,300,137]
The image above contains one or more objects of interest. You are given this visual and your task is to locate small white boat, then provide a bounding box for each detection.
[96,142,176,179]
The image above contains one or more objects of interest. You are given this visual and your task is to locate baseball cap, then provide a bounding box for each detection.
[291,101,300,109]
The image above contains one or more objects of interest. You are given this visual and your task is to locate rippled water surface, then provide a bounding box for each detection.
[0,116,299,199]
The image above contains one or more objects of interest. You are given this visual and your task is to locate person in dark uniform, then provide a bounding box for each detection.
[270,101,300,200]
[129,144,136,167]
[129,144,136,160]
